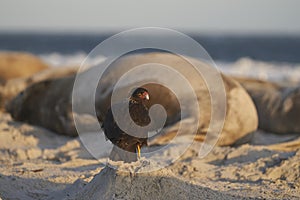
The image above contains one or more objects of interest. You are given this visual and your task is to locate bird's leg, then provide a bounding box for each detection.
[136,144,141,160]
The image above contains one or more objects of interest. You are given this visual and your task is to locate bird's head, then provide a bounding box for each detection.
[131,87,150,102]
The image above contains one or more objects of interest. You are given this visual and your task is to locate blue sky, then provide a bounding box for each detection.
[0,0,299,34]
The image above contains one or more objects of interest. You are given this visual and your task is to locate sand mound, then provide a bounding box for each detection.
[72,165,236,200]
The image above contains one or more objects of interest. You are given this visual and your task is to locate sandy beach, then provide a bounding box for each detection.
[0,110,299,199]
[0,52,299,199]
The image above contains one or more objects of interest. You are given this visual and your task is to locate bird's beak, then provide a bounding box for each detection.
[145,93,150,100]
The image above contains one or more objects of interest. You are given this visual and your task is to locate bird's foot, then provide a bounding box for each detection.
[133,159,150,173]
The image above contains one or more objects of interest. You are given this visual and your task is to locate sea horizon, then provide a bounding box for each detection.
[1,31,300,64]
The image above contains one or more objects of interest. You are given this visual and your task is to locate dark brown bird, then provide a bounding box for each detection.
[101,87,150,162]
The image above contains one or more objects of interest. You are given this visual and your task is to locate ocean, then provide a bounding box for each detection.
[1,32,300,83]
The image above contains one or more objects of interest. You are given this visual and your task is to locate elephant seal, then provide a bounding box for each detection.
[0,66,78,110]
[0,52,48,80]
[94,52,258,146]
[234,77,300,134]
